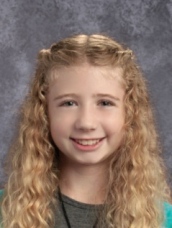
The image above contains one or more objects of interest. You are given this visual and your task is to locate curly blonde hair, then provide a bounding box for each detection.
[1,34,171,228]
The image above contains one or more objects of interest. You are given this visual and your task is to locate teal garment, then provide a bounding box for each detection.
[0,189,172,227]
[164,202,172,228]
[0,189,3,196]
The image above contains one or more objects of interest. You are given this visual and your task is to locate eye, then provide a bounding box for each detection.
[98,100,115,106]
[59,100,77,107]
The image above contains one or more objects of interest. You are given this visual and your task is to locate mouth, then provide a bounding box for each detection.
[71,137,105,146]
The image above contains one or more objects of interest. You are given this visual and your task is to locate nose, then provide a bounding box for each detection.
[74,105,97,131]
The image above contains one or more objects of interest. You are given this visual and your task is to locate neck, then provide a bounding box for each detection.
[59,160,108,204]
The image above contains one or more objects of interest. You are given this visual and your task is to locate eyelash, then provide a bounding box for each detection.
[59,99,115,107]
[59,100,77,106]
[98,100,115,106]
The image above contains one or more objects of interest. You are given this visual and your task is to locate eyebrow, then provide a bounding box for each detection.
[94,93,120,101]
[53,93,79,101]
[53,93,120,101]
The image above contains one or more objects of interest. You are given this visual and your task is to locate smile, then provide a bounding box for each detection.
[70,138,105,151]
[74,139,101,146]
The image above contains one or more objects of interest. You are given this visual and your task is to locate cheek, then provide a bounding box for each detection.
[49,114,73,139]
[50,120,64,138]
[104,114,125,135]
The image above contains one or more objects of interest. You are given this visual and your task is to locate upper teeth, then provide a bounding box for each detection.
[75,139,100,145]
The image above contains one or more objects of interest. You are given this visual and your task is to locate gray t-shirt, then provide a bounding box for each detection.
[55,193,104,228]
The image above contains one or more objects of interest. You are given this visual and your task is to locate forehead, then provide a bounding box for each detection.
[47,64,125,100]
[48,63,124,86]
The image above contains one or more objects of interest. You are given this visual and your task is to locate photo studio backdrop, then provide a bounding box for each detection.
[0,0,172,188]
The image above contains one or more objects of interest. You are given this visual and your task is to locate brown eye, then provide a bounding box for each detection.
[60,100,77,106]
[98,100,114,106]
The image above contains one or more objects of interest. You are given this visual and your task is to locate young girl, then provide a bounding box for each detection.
[0,34,172,228]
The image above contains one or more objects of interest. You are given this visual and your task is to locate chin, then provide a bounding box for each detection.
[72,156,109,167]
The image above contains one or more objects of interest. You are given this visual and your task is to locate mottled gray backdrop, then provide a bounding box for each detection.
[0,0,172,188]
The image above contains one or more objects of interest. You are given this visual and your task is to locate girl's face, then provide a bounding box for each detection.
[48,63,125,168]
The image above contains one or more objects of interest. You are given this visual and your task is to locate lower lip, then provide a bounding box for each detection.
[71,138,104,152]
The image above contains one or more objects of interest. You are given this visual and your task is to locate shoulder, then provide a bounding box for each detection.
[0,189,4,201]
[0,190,4,201]
[0,189,4,227]
[0,189,4,212]
[0,190,4,197]
[164,202,172,228]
